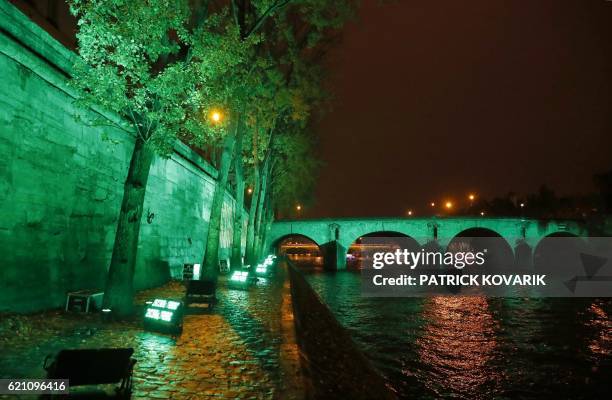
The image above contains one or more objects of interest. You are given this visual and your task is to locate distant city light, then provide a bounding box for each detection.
[407,210,413,216]
[469,194,475,201]
[480,211,485,216]
[445,201,453,209]
[430,202,435,207]
[296,204,302,211]
[520,202,525,208]
[247,187,253,194]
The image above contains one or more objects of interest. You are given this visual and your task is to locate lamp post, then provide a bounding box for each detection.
[296,204,302,218]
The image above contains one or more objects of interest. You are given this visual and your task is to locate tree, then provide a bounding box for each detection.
[200,0,289,276]
[202,0,358,271]
[69,0,250,315]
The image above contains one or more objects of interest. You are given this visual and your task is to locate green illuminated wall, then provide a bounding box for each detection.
[0,2,247,312]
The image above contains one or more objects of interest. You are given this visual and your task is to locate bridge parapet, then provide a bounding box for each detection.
[268,217,586,270]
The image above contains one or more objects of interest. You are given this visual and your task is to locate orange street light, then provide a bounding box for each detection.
[407,210,413,216]
[247,187,253,194]
[430,202,435,207]
[468,194,475,201]
[209,109,223,124]
[445,201,453,209]
[296,204,302,211]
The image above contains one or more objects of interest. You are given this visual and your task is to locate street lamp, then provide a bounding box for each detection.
[445,201,453,210]
[468,193,476,215]
[407,210,413,216]
[247,187,253,195]
[296,204,302,211]
[209,109,223,124]
[430,202,435,207]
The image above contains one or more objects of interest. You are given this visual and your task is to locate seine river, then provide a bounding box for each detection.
[291,255,612,399]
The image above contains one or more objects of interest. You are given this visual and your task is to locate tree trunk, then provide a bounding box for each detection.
[255,191,270,259]
[260,200,275,257]
[202,119,238,279]
[245,166,260,265]
[253,154,271,261]
[103,134,154,317]
[230,125,245,269]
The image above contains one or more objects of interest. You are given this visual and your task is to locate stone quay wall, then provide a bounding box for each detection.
[0,2,247,312]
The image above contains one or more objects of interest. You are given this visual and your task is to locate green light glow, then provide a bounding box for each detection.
[161,310,173,321]
[167,301,180,310]
[153,299,167,308]
[231,271,249,282]
[145,308,160,320]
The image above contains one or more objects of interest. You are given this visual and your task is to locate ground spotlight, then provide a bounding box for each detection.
[228,270,251,289]
[143,299,184,334]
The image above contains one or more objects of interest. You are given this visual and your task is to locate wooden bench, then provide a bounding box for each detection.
[43,348,136,399]
[184,279,217,309]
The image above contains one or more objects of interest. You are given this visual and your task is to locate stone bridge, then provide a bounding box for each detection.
[267,217,586,269]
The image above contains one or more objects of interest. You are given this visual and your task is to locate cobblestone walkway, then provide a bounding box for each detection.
[0,266,303,399]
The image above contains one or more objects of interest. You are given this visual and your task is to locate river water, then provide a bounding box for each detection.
[291,255,612,400]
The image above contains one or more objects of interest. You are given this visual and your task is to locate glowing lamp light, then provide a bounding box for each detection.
[210,110,222,123]
[445,201,453,209]
[430,202,435,207]
[193,263,201,280]
[144,298,184,334]
[296,205,302,211]
[231,271,249,282]
[101,308,112,321]
[469,194,475,201]
[229,270,251,289]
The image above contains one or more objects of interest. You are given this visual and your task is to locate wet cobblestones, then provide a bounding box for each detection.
[0,266,303,399]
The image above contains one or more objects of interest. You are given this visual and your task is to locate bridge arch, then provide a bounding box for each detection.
[272,233,321,255]
[533,231,585,272]
[345,231,420,270]
[446,227,515,270]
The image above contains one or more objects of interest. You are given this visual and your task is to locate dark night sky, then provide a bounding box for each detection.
[308,0,612,218]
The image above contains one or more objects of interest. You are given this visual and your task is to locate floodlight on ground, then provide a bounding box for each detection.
[255,264,268,276]
[228,270,251,289]
[230,271,249,282]
[143,298,184,334]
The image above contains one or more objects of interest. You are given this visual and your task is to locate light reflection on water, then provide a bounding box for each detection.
[417,297,498,398]
[293,256,612,399]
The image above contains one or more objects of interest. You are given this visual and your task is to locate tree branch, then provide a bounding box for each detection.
[243,0,292,39]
